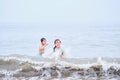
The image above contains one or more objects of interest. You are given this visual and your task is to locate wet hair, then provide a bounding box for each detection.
[54,39,61,44]
[40,38,46,42]
[53,46,56,52]
[53,39,61,52]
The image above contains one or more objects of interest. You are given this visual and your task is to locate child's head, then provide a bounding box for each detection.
[54,39,61,48]
[41,38,46,45]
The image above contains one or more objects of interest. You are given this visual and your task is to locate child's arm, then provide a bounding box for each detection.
[60,52,66,58]
[42,43,48,48]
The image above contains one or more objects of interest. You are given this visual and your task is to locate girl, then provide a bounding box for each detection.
[53,39,65,58]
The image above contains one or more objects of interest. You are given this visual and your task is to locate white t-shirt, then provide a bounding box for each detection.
[51,48,64,59]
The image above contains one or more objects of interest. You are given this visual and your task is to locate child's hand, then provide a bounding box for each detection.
[60,53,65,58]
[45,43,48,47]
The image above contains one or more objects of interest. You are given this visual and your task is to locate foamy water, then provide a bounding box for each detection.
[0,55,120,80]
[0,25,120,80]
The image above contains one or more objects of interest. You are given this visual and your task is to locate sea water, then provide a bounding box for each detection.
[0,25,120,80]
[0,55,120,80]
[0,25,120,58]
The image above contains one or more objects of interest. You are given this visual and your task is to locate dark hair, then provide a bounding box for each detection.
[53,39,61,52]
[53,46,56,52]
[54,39,61,44]
[40,38,46,42]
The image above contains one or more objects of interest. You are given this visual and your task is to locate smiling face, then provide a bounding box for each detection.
[54,39,61,48]
[42,40,47,45]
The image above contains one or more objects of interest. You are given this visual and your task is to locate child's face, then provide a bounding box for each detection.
[55,40,61,48]
[42,40,47,45]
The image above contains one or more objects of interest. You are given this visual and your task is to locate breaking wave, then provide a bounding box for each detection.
[0,55,120,80]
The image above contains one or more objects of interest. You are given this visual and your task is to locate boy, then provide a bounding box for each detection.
[39,38,48,55]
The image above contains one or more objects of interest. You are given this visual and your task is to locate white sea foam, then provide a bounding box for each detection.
[0,55,120,80]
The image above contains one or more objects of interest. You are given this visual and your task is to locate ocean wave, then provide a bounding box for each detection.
[0,55,120,80]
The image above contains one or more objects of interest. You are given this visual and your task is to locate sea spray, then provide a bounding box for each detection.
[0,55,120,80]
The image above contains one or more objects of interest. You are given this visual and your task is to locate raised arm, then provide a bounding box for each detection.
[39,43,48,55]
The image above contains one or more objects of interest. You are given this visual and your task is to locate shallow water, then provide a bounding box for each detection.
[0,25,120,80]
[0,25,120,58]
[0,55,120,80]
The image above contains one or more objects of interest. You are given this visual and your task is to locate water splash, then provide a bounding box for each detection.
[0,55,120,80]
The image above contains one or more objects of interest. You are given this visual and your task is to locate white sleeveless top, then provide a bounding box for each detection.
[52,48,64,58]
